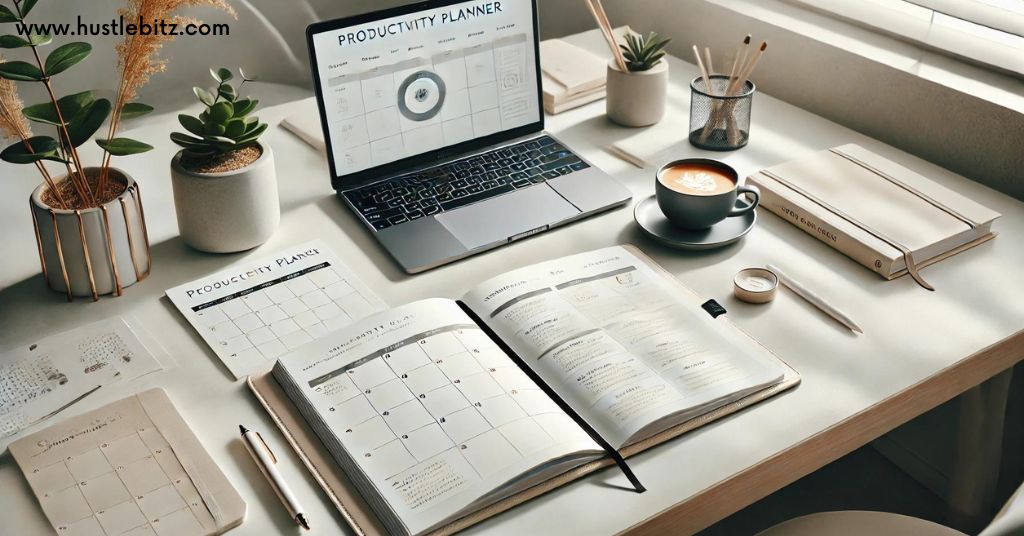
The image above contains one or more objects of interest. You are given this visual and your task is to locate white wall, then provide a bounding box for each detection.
[537,0,1024,200]
[9,0,1022,197]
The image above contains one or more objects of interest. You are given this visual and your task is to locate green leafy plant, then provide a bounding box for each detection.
[620,32,671,72]
[0,0,233,209]
[171,67,267,163]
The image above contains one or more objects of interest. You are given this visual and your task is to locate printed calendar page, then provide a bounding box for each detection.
[166,240,385,379]
[311,0,539,176]
[9,390,245,536]
[274,299,599,535]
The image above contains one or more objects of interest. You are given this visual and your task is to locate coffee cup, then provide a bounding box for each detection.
[655,158,759,230]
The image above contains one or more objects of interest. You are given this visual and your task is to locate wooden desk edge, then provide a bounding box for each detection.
[621,329,1024,535]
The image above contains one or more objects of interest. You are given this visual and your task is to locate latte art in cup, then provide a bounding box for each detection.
[654,158,760,230]
[658,163,736,196]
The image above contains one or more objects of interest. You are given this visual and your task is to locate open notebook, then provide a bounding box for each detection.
[257,246,798,536]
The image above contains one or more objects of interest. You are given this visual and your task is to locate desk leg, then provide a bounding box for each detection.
[947,367,1014,530]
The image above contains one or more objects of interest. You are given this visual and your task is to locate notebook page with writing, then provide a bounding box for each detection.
[462,246,786,448]
[272,299,601,536]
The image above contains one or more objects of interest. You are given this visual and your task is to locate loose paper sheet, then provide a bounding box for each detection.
[0,317,164,450]
[605,99,692,169]
[166,240,386,379]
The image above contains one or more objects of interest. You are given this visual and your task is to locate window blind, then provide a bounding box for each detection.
[787,0,1024,74]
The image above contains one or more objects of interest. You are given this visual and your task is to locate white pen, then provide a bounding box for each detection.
[240,425,310,530]
[766,264,864,334]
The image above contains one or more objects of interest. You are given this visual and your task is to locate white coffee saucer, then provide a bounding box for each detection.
[634,195,757,250]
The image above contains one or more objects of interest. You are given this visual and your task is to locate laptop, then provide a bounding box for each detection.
[306,0,631,273]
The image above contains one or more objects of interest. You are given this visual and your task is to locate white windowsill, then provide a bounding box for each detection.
[709,0,1024,115]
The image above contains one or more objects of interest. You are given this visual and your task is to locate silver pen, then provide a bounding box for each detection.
[766,264,863,334]
[240,425,310,530]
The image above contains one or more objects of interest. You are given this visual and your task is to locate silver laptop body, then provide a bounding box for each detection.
[307,0,631,273]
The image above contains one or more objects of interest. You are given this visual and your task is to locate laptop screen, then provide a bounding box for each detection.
[309,0,541,183]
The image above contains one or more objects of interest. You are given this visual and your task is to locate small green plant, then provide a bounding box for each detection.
[620,32,671,72]
[171,67,267,162]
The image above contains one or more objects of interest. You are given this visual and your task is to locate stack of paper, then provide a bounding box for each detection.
[280,97,325,153]
[541,28,637,115]
[541,38,608,115]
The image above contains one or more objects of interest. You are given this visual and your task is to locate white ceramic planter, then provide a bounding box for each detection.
[30,168,151,300]
[170,142,280,253]
[606,59,668,127]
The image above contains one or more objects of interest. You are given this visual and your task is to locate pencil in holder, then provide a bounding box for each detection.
[689,75,754,151]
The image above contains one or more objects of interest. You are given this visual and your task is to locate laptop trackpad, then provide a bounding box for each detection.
[437,186,579,250]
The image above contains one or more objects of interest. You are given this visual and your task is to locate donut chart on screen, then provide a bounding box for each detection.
[397,70,447,121]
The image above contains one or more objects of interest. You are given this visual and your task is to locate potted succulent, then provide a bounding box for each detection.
[169,67,276,253]
[0,0,233,301]
[606,32,671,127]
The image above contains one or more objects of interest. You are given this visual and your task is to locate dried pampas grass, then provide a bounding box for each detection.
[114,0,236,106]
[100,0,237,190]
[0,59,30,141]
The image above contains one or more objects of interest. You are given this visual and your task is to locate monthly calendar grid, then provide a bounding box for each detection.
[317,325,563,484]
[35,426,206,536]
[193,262,379,367]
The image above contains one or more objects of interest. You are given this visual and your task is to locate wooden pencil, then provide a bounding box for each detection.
[732,40,767,95]
[692,45,712,92]
[585,0,627,71]
[593,0,628,71]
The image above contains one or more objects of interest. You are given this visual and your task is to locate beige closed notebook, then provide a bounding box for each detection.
[9,389,246,536]
[748,144,1000,278]
[540,39,606,98]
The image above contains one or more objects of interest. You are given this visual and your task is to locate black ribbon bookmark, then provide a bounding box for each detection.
[456,301,646,493]
[701,299,727,318]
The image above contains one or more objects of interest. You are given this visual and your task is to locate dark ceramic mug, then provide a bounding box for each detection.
[655,158,759,230]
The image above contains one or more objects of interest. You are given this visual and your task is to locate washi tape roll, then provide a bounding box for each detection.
[734,267,778,304]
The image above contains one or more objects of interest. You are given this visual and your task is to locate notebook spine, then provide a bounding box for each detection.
[747,174,897,278]
[455,300,646,494]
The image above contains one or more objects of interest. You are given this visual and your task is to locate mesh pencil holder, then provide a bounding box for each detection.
[688,75,755,151]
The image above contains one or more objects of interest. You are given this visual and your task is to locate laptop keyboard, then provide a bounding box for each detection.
[344,135,590,230]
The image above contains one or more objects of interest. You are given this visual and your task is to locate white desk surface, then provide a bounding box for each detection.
[2,29,1022,536]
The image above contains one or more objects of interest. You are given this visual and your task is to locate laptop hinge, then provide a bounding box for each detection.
[508,225,549,242]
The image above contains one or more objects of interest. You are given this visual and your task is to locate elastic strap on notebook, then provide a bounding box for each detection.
[829,148,978,229]
[760,170,935,291]
[456,300,646,493]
